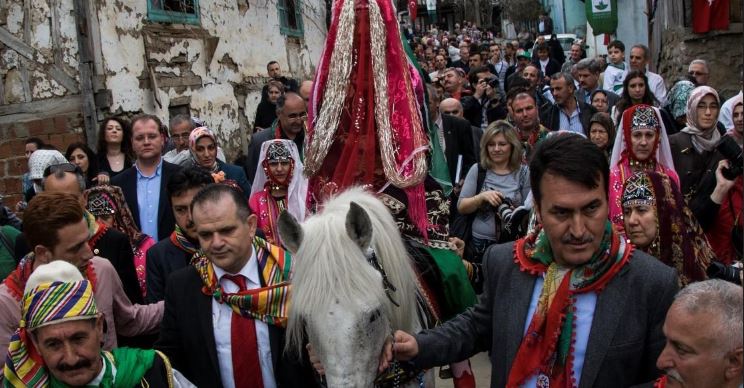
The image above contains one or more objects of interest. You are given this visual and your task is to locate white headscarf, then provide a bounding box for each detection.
[27,149,68,193]
[250,139,308,222]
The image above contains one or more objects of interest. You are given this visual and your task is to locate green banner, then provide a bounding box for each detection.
[586,0,618,35]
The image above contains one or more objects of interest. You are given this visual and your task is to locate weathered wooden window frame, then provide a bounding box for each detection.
[147,0,201,25]
[277,0,304,38]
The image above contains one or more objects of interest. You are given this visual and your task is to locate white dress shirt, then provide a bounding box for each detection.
[646,71,668,107]
[521,275,597,387]
[213,252,276,388]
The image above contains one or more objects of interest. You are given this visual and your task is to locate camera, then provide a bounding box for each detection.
[716,136,743,180]
[487,77,500,89]
[707,262,742,285]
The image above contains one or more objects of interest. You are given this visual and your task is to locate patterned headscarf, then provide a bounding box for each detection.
[621,171,712,285]
[665,80,695,120]
[83,185,148,248]
[4,261,98,387]
[189,126,219,173]
[681,86,721,153]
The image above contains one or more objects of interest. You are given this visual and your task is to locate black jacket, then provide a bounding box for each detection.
[440,114,477,185]
[111,161,182,241]
[540,100,597,135]
[155,266,315,388]
[145,237,193,304]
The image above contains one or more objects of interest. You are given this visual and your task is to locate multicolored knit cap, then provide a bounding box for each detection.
[4,261,98,387]
[621,171,656,208]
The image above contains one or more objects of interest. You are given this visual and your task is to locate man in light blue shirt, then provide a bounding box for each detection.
[112,114,181,241]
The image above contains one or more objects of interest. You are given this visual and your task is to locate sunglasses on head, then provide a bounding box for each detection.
[43,163,82,178]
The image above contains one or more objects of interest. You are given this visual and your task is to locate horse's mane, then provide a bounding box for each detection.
[285,187,418,357]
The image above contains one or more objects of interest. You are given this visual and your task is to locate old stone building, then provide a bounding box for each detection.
[0,0,327,207]
[651,0,743,99]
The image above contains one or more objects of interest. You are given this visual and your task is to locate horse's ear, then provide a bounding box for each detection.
[346,202,372,250]
[278,211,303,253]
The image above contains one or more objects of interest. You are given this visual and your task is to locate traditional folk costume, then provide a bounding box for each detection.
[609,104,680,232]
[3,261,188,388]
[84,185,155,299]
[621,171,712,286]
[304,1,476,385]
[508,221,633,387]
[249,140,308,247]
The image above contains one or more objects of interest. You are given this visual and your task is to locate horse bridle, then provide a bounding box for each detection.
[365,248,400,307]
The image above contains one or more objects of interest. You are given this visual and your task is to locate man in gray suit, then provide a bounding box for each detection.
[382,134,679,387]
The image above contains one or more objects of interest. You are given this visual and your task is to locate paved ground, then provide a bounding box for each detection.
[434,352,491,387]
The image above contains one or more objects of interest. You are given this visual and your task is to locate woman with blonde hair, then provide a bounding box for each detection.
[457,120,531,262]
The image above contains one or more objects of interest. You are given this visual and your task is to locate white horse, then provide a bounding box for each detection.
[279,187,430,387]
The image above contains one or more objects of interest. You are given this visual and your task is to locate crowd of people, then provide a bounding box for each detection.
[0,17,741,388]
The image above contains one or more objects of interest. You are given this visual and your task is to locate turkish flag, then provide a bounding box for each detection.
[692,0,730,34]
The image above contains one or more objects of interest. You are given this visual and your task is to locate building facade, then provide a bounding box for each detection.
[0,0,327,207]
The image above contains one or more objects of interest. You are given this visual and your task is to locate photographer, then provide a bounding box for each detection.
[457,121,531,263]
[461,66,508,131]
[690,149,743,266]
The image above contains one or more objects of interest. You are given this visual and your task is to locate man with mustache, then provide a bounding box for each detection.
[145,167,215,303]
[655,279,743,388]
[3,260,191,387]
[382,134,679,387]
[0,192,163,357]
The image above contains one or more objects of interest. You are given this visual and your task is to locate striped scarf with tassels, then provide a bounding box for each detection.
[191,236,292,327]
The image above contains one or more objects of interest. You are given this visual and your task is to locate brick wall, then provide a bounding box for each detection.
[0,112,85,209]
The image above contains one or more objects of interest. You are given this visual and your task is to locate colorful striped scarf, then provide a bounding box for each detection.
[507,221,632,388]
[4,280,98,387]
[192,236,292,327]
[170,225,198,256]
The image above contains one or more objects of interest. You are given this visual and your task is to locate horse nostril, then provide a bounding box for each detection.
[369,309,381,323]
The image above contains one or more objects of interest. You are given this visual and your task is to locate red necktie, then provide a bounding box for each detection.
[224,274,264,388]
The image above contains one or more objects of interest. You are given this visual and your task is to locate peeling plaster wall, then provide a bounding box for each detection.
[96,0,327,159]
[1,0,80,103]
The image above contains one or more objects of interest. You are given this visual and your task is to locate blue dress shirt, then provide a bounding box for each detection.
[135,160,162,240]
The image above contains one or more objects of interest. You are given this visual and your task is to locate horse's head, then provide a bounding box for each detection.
[279,188,418,387]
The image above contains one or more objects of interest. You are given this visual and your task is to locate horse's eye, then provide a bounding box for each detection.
[369,309,381,323]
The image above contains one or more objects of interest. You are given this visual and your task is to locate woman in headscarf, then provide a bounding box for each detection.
[690,94,743,265]
[621,170,713,286]
[254,80,285,132]
[608,104,679,231]
[249,139,308,246]
[83,185,155,299]
[588,112,615,159]
[669,86,724,198]
[664,78,696,132]
[188,126,252,197]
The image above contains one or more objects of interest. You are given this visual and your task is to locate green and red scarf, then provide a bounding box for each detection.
[507,221,632,388]
[191,236,292,327]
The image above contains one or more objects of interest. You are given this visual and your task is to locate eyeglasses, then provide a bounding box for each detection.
[688,71,708,76]
[170,133,190,140]
[286,112,308,120]
[43,163,81,178]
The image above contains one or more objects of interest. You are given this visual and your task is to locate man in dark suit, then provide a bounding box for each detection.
[574,58,620,110]
[155,184,313,387]
[145,167,214,303]
[112,114,181,241]
[383,135,678,387]
[541,72,596,134]
[245,92,306,183]
[429,89,477,188]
